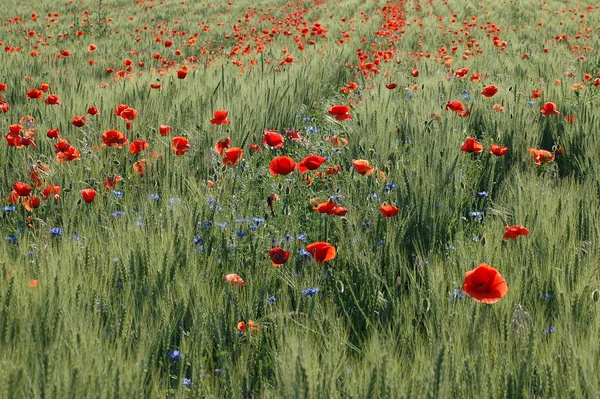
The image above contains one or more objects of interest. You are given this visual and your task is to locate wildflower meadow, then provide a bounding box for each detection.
[1,0,600,397]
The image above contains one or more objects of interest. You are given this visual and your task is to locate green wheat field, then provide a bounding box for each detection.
[0,0,599,397]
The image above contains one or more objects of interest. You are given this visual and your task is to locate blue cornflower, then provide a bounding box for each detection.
[203,220,212,230]
[182,378,192,388]
[544,326,555,334]
[236,231,247,238]
[235,218,250,224]
[168,350,181,361]
[28,250,35,256]
[445,245,456,251]
[302,287,319,296]
[216,222,228,228]
[527,100,536,106]
[469,211,484,221]
[112,211,126,218]
[7,236,17,243]
[544,293,552,300]
[3,206,16,213]
[377,239,385,246]
[303,117,311,122]
[112,191,124,198]
[149,193,160,201]
[370,193,379,201]
[297,234,307,242]
[135,220,144,227]
[267,295,277,303]
[50,227,63,236]
[252,217,265,224]
[385,183,396,191]
[249,224,258,231]
[448,288,466,302]
[193,237,203,244]
[477,191,488,198]
[298,248,312,258]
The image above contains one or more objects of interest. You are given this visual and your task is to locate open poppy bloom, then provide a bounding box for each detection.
[540,102,559,116]
[306,242,336,264]
[268,247,290,267]
[314,199,338,215]
[263,130,285,149]
[298,155,326,173]
[269,156,296,176]
[26,88,43,100]
[119,107,138,121]
[531,89,542,99]
[159,125,172,136]
[102,130,128,148]
[222,273,245,286]
[41,184,61,201]
[352,159,375,175]
[56,146,80,162]
[114,104,130,117]
[481,85,498,98]
[176,69,188,79]
[44,94,60,106]
[133,159,151,177]
[87,106,100,115]
[129,140,149,154]
[22,196,41,211]
[386,83,398,89]
[286,129,302,141]
[210,110,231,125]
[328,105,352,120]
[490,144,508,156]
[528,148,555,165]
[215,137,231,155]
[71,116,87,127]
[81,188,96,203]
[445,101,464,112]
[503,225,529,240]
[460,137,483,153]
[237,320,258,335]
[462,263,508,304]
[379,204,399,217]
[223,147,243,166]
[172,137,191,156]
[13,182,32,197]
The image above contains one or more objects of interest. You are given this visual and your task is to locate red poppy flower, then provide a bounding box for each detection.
[531,89,542,99]
[223,147,243,166]
[159,125,172,136]
[481,85,498,98]
[331,206,348,216]
[314,199,338,215]
[210,110,231,125]
[133,159,151,177]
[71,116,87,127]
[445,101,464,112]
[23,195,41,211]
[41,184,61,200]
[379,204,399,217]
[269,156,296,176]
[44,94,61,106]
[102,130,128,148]
[540,102,559,116]
[150,83,162,89]
[503,225,529,240]
[305,242,336,264]
[7,190,19,204]
[215,137,231,155]
[222,273,245,286]
[129,140,149,154]
[490,144,508,156]
[386,83,398,89]
[268,247,290,267]
[56,146,80,162]
[81,188,96,203]
[528,148,555,165]
[119,107,138,121]
[87,105,100,115]
[286,129,302,141]
[104,174,122,190]
[462,263,508,304]
[172,136,191,156]
[263,130,285,149]
[0,83,7,91]
[352,159,375,175]
[237,320,258,335]
[460,137,483,153]
[298,155,326,173]
[328,105,352,121]
[114,104,130,117]
[177,69,188,79]
[250,143,263,153]
[26,89,43,99]
[13,181,32,197]
[326,136,348,147]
